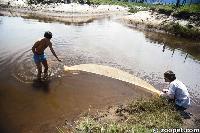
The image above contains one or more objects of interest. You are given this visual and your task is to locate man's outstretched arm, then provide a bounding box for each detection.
[49,43,61,62]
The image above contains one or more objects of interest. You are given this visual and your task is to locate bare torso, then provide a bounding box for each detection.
[32,37,60,62]
[34,38,51,54]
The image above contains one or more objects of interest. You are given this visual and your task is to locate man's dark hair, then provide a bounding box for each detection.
[164,70,176,81]
[44,31,52,39]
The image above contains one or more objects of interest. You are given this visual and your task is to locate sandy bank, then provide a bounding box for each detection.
[122,10,200,40]
[0,1,128,24]
[123,10,200,29]
[124,11,180,26]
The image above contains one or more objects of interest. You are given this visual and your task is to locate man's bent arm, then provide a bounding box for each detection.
[49,44,61,61]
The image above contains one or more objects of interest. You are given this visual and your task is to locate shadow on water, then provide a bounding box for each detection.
[32,79,51,93]
[21,13,96,26]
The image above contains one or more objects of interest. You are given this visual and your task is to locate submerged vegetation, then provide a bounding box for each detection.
[72,97,183,133]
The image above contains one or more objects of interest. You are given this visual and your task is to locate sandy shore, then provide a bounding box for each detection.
[122,10,200,36]
[0,0,129,24]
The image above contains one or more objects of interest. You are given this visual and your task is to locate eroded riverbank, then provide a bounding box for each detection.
[122,10,200,40]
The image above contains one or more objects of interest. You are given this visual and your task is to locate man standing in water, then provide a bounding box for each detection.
[32,31,61,80]
[161,70,191,111]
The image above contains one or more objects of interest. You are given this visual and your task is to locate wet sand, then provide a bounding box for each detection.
[0,71,154,133]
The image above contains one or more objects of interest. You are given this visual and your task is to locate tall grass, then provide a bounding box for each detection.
[177,4,200,13]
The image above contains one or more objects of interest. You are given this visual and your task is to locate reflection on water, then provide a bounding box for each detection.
[32,79,51,93]
[0,16,200,132]
[142,31,200,103]
[145,31,200,61]
[162,44,189,62]
[21,12,106,26]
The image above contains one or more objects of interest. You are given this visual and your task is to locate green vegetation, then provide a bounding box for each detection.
[150,5,174,15]
[175,4,200,14]
[89,0,151,13]
[153,4,200,14]
[152,4,200,18]
[161,22,200,40]
[26,0,200,15]
[74,97,183,133]
[89,0,200,14]
[27,0,65,4]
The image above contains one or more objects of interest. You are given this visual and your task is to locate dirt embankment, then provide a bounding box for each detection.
[122,10,200,40]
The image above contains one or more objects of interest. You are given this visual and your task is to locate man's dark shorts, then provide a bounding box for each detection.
[33,53,47,63]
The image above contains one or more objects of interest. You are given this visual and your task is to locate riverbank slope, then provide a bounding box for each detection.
[122,9,200,40]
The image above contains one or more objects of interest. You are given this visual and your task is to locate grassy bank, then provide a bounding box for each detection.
[161,22,200,40]
[152,4,200,14]
[89,0,200,14]
[72,97,183,133]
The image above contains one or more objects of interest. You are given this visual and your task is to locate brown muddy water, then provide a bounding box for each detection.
[0,16,200,132]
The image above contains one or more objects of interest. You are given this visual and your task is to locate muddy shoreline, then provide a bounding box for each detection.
[0,70,155,133]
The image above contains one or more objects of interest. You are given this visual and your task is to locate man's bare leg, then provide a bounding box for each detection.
[42,60,48,79]
[36,62,42,80]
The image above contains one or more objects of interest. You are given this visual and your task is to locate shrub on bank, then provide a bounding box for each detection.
[27,0,65,4]
[150,4,200,17]
[162,22,200,40]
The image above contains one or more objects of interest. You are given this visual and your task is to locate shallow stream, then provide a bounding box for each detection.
[0,16,200,132]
